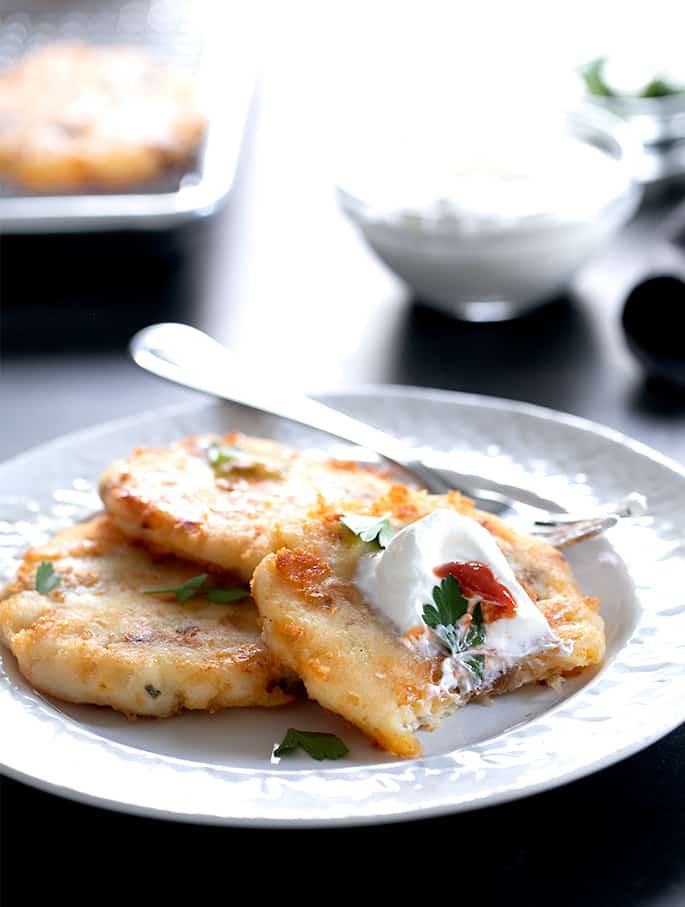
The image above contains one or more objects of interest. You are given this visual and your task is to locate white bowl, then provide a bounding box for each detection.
[336,107,643,321]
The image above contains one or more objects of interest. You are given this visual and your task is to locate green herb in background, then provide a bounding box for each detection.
[580,57,614,97]
[581,56,685,99]
[642,78,674,99]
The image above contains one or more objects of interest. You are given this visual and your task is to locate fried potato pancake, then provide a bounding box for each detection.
[0,42,205,191]
[252,487,605,757]
[99,433,395,581]
[0,515,292,717]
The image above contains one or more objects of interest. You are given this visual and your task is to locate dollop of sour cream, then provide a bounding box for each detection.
[355,510,559,691]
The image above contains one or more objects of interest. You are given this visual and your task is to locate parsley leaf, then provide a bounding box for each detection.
[421,574,468,629]
[464,601,485,648]
[580,57,614,97]
[143,574,250,605]
[642,78,675,98]
[580,57,682,100]
[422,576,487,675]
[207,442,244,470]
[143,573,209,603]
[462,603,486,679]
[35,561,61,595]
[463,654,485,681]
[340,514,395,548]
[206,586,250,603]
[274,728,349,761]
[207,440,283,479]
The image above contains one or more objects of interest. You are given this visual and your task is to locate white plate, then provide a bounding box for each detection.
[1,388,684,827]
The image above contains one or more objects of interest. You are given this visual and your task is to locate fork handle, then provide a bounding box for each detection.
[129,322,452,492]
[532,493,648,526]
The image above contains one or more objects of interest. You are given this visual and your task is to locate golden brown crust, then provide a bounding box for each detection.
[99,430,605,754]
[99,433,396,581]
[252,492,606,757]
[274,550,332,604]
[0,515,292,716]
[0,42,206,191]
[254,546,437,758]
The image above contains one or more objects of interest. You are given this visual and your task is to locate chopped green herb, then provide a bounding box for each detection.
[207,440,282,479]
[421,574,468,630]
[206,586,250,603]
[463,653,485,680]
[35,561,61,595]
[143,574,249,605]
[274,728,348,761]
[462,602,485,680]
[207,441,244,470]
[581,56,685,100]
[340,514,395,549]
[143,573,209,603]
[580,57,614,97]
[642,78,675,98]
[145,684,161,699]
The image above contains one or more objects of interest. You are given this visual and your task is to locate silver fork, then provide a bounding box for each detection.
[129,322,647,548]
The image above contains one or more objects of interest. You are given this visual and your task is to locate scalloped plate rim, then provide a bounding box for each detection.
[0,385,683,827]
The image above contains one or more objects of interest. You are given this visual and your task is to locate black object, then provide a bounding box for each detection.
[0,221,213,353]
[622,274,685,388]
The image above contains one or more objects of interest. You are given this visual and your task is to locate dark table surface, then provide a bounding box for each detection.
[1,78,685,903]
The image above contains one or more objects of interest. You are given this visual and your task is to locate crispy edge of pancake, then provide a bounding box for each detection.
[253,545,438,758]
[98,432,396,581]
[252,486,606,757]
[0,515,293,717]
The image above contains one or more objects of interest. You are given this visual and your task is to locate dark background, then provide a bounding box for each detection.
[1,80,685,903]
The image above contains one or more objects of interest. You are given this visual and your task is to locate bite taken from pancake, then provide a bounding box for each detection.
[99,432,396,580]
[251,486,605,758]
[0,515,293,717]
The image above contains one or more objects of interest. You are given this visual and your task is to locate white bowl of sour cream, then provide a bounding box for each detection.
[336,106,642,321]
